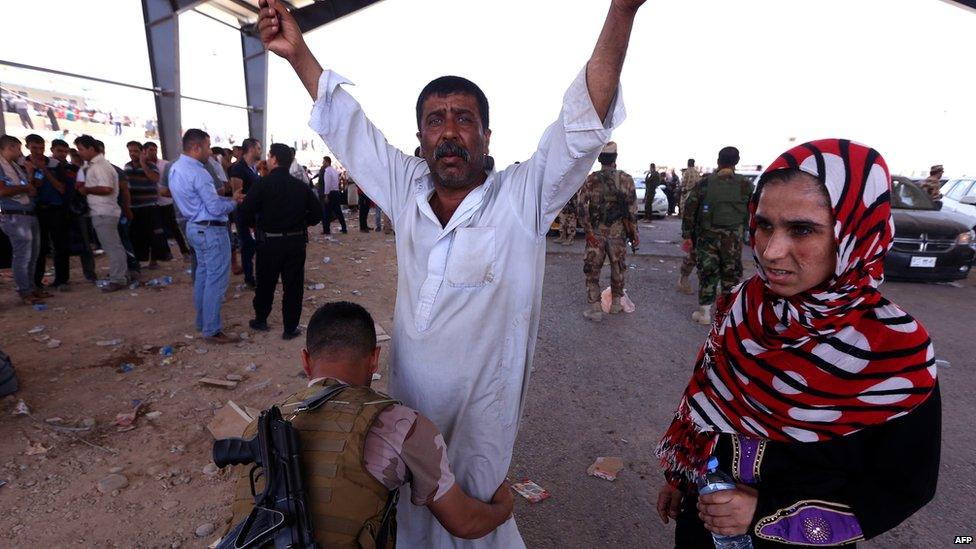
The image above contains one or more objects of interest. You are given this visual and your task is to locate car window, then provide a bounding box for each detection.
[947,180,974,200]
[891,180,936,210]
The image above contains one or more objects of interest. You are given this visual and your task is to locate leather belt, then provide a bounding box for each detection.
[264,230,305,238]
[191,220,226,227]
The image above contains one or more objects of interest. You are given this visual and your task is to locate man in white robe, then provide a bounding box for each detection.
[256,0,646,546]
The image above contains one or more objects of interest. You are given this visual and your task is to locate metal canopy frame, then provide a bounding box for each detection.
[136,0,385,159]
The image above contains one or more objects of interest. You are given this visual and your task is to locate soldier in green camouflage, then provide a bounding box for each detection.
[677,158,702,294]
[556,191,580,245]
[580,142,639,322]
[681,146,754,324]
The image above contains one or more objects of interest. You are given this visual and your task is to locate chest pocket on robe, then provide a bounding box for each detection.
[445,227,496,288]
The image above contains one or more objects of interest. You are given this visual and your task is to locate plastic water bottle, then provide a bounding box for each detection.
[698,457,753,549]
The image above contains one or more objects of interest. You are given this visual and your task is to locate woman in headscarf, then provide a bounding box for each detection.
[655,139,941,547]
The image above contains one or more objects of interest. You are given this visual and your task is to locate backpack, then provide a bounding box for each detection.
[699,172,753,230]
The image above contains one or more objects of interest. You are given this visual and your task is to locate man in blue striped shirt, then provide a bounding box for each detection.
[167,129,244,344]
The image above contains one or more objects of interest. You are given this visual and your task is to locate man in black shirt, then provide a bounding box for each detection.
[238,143,321,340]
[228,138,262,288]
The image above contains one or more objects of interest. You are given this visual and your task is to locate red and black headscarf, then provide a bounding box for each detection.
[657,139,938,486]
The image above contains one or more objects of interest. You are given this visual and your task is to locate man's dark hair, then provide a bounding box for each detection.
[126,140,143,150]
[51,139,69,149]
[416,76,490,131]
[241,137,260,154]
[182,128,209,151]
[598,153,617,166]
[143,141,158,150]
[306,301,377,360]
[0,135,22,149]
[687,158,696,167]
[322,156,331,166]
[717,146,740,167]
[268,143,295,168]
[94,140,106,153]
[413,147,422,158]
[24,134,44,145]
[211,146,224,156]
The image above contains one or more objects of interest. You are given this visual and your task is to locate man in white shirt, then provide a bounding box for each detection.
[73,134,129,291]
[259,1,643,546]
[317,156,346,234]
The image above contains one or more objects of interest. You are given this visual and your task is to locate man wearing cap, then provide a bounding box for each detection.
[920,164,944,204]
[257,0,643,546]
[579,142,638,321]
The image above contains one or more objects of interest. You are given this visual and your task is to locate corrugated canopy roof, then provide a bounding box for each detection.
[193,0,384,33]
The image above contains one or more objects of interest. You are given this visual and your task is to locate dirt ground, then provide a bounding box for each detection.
[0,221,398,548]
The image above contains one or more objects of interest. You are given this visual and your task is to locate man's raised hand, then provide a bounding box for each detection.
[612,0,647,14]
[258,0,305,61]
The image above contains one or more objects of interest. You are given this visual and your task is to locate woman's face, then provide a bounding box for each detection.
[753,175,837,297]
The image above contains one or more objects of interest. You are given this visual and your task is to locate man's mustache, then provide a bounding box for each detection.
[434,141,470,162]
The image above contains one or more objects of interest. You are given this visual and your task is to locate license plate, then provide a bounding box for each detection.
[910,256,936,268]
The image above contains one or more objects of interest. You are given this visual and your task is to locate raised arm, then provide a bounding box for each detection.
[258,0,322,99]
[586,0,646,121]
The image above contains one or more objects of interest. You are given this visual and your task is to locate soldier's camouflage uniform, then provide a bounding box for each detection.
[919,175,943,202]
[558,192,580,242]
[580,168,638,303]
[681,168,753,306]
[679,168,704,277]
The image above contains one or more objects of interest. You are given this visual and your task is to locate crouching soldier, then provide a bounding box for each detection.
[218,301,513,548]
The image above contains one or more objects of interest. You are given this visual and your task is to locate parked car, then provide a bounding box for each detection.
[886,177,975,281]
[634,176,668,218]
[939,177,976,223]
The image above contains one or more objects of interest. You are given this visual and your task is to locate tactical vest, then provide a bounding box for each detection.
[230,379,399,548]
[593,169,629,226]
[699,172,752,230]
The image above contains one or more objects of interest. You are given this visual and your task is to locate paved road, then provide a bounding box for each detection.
[512,216,975,548]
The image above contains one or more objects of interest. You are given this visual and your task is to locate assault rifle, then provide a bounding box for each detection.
[213,384,349,548]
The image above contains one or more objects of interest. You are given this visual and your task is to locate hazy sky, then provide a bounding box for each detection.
[3,0,975,177]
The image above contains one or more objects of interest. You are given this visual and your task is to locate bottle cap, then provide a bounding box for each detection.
[706,457,719,472]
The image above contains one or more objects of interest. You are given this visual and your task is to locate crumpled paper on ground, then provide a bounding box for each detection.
[587,456,624,481]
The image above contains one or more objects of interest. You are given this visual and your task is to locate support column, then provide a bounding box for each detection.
[242,30,267,147]
[142,0,192,160]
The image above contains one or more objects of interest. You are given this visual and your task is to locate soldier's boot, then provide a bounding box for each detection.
[691,304,712,325]
[677,275,693,295]
[609,297,624,314]
[583,301,603,322]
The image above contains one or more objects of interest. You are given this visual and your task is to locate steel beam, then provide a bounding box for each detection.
[241,29,268,148]
[292,0,385,33]
[142,0,182,160]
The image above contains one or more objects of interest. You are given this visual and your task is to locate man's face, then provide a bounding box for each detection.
[127,144,142,163]
[417,93,491,190]
[76,144,96,161]
[27,141,45,158]
[1,143,22,162]
[246,142,261,162]
[145,145,158,161]
[51,145,68,162]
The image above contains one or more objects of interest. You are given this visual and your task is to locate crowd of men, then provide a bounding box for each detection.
[0,130,375,342]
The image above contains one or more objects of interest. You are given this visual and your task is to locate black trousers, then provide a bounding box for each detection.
[359,200,372,231]
[323,191,347,233]
[159,203,191,255]
[253,236,306,332]
[130,205,171,262]
[35,205,70,286]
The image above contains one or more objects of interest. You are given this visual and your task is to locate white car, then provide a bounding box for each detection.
[940,178,976,227]
[635,177,669,218]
